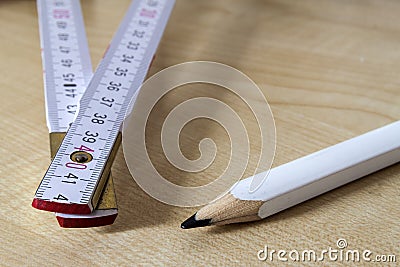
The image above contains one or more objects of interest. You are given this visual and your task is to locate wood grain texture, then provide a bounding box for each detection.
[0,0,399,266]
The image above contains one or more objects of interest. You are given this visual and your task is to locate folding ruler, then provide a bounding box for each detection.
[33,0,175,227]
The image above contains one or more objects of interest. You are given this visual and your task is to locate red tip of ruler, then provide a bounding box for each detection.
[56,213,117,228]
[32,198,92,214]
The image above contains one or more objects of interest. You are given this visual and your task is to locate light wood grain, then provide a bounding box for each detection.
[0,0,399,266]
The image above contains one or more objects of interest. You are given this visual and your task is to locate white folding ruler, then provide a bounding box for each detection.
[33,0,175,216]
[36,0,117,227]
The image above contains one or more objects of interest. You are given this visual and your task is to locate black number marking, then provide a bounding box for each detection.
[58,33,69,41]
[91,113,107,124]
[59,46,70,53]
[138,20,149,27]
[100,97,115,107]
[56,21,67,29]
[127,41,139,50]
[114,67,128,76]
[132,30,145,38]
[121,54,134,63]
[61,59,73,68]
[53,194,68,201]
[107,81,121,91]
[83,131,99,143]
[66,104,77,114]
[62,173,78,184]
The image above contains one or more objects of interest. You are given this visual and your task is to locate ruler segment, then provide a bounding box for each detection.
[33,0,175,214]
[38,0,92,133]
[35,0,118,226]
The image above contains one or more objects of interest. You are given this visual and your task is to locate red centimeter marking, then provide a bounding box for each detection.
[53,9,70,19]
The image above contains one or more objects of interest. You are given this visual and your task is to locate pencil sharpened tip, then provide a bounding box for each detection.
[181,213,211,229]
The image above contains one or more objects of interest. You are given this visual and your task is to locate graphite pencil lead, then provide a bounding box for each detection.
[181,213,211,229]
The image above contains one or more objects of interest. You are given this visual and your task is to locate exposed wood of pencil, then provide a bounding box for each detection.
[196,193,263,226]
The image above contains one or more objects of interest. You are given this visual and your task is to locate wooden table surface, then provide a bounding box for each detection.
[1,0,399,266]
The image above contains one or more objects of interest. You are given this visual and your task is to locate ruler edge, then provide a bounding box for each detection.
[37,0,57,132]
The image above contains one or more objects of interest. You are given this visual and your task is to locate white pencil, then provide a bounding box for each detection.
[181,121,400,228]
